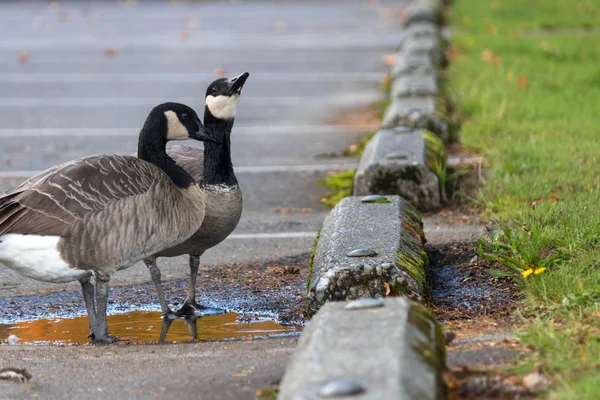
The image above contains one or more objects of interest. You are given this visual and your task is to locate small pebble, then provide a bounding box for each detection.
[0,367,32,383]
[363,264,373,275]
[347,248,377,257]
[345,298,384,310]
[318,379,365,397]
[381,262,393,270]
[7,335,19,346]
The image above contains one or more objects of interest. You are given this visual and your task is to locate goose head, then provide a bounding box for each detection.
[205,72,250,121]
[143,102,220,144]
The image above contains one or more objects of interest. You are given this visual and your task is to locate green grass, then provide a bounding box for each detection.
[318,169,355,208]
[449,0,600,395]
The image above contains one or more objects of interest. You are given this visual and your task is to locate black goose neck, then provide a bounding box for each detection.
[138,115,196,189]
[202,109,237,187]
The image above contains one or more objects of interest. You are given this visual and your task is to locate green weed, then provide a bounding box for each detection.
[318,169,355,208]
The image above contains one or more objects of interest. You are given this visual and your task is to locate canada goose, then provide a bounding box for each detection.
[141,72,249,318]
[0,103,219,343]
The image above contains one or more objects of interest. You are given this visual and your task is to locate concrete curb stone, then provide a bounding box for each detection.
[401,35,445,66]
[402,2,439,27]
[353,128,443,210]
[403,0,446,27]
[404,21,440,41]
[391,53,434,78]
[382,97,449,143]
[307,196,427,310]
[278,297,447,400]
[392,73,438,98]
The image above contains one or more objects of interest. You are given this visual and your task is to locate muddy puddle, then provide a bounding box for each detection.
[0,311,301,345]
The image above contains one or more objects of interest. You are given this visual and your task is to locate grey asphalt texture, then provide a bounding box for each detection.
[0,0,407,296]
[0,1,409,399]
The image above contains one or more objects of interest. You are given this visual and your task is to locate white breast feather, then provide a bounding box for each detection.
[0,234,91,283]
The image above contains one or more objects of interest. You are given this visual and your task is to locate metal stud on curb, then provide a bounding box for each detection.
[318,379,366,398]
[393,126,413,133]
[346,248,377,257]
[345,298,385,310]
[385,152,409,160]
[360,194,387,203]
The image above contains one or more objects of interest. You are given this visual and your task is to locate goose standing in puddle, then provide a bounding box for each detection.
[0,103,219,344]
[141,72,249,318]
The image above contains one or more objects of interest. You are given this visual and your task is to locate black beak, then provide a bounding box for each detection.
[190,119,221,144]
[228,72,250,95]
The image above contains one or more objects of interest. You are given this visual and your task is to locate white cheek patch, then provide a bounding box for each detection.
[206,95,240,120]
[164,110,190,140]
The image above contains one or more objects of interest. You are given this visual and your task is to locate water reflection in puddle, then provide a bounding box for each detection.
[0,311,301,345]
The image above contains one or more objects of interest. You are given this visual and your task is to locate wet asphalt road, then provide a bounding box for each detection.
[0,0,407,297]
[0,1,408,399]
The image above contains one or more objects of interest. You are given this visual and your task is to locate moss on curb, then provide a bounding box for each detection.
[306,228,321,294]
[397,251,427,290]
[424,130,448,202]
[408,301,447,373]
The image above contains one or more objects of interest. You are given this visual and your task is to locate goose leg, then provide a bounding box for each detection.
[184,315,199,342]
[158,318,173,345]
[92,272,118,344]
[177,254,224,316]
[79,277,96,338]
[144,258,178,321]
[177,254,201,315]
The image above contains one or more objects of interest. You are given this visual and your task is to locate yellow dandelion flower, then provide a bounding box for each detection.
[521,268,534,278]
[534,267,547,275]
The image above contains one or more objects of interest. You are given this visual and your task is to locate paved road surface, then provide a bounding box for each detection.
[0,1,408,399]
[0,0,407,297]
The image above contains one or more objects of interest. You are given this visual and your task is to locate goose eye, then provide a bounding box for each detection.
[212,86,218,93]
[181,113,189,120]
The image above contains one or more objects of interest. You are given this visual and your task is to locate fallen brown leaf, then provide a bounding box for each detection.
[103,48,119,58]
[214,68,226,78]
[17,52,29,64]
[382,54,397,66]
[444,331,457,345]
[518,75,528,88]
[384,282,391,296]
[58,11,69,22]
[274,21,286,34]
[267,266,300,275]
[481,49,494,62]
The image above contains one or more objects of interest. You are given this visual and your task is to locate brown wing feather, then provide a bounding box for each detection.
[0,155,158,237]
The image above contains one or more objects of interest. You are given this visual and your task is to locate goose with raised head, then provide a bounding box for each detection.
[141,72,249,317]
[0,103,220,344]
